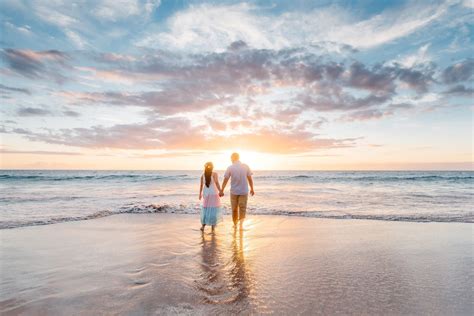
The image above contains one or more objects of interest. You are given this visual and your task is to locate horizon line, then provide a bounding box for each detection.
[1,168,472,172]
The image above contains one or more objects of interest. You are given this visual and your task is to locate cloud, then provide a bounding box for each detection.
[341,109,389,121]
[17,118,185,150]
[64,30,88,49]
[393,43,432,68]
[0,83,31,95]
[328,1,449,48]
[57,88,233,115]
[3,21,33,36]
[62,110,81,117]
[1,38,469,155]
[346,62,397,93]
[443,84,474,96]
[1,0,161,49]
[53,44,441,118]
[137,3,274,51]
[17,107,52,117]
[395,64,436,93]
[297,92,392,112]
[138,150,208,159]
[14,106,80,117]
[3,116,359,153]
[442,58,474,83]
[1,48,70,83]
[34,4,78,28]
[137,1,450,52]
[463,0,474,9]
[93,0,161,21]
[0,149,83,156]
[94,0,141,21]
[339,103,414,121]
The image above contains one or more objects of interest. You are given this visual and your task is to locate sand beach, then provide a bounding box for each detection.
[1,214,472,315]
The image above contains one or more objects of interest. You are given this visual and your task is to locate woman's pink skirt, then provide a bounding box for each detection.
[201,193,222,225]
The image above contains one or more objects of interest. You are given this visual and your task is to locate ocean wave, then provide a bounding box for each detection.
[255,174,474,182]
[2,204,472,229]
[0,174,192,182]
[1,172,472,183]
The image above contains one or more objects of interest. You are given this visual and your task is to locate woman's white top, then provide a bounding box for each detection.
[202,173,218,196]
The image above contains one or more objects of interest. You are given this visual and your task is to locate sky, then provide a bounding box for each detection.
[0,0,473,170]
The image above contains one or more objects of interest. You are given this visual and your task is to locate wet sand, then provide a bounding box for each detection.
[0,214,472,315]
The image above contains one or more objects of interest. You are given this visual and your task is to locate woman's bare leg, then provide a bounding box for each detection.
[200,224,205,231]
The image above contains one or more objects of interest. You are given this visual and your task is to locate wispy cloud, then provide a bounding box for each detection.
[442,58,474,84]
[443,84,474,96]
[1,48,71,83]
[3,117,359,153]
[50,43,442,116]
[2,40,470,153]
[390,44,432,68]
[0,0,471,165]
[17,107,52,117]
[0,149,83,156]
[4,0,161,49]
[3,21,33,36]
[0,83,31,95]
[137,1,452,51]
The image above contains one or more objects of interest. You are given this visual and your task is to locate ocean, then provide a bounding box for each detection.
[0,170,472,229]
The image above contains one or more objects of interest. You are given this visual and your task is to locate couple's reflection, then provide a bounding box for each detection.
[198,232,223,302]
[198,228,251,308]
[229,227,250,305]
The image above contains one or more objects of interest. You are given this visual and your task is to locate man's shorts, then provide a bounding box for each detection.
[230,194,248,222]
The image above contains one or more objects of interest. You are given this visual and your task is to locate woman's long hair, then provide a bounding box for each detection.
[204,162,213,187]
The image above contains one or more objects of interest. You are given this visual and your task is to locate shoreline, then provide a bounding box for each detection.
[1,213,472,315]
[2,207,473,230]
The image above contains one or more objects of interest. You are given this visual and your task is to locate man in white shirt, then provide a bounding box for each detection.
[220,152,255,227]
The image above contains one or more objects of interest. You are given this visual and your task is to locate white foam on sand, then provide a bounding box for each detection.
[0,214,472,315]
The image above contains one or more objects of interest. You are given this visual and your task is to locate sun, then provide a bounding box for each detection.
[215,149,275,170]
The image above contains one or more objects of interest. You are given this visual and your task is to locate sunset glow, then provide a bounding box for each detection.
[0,0,472,170]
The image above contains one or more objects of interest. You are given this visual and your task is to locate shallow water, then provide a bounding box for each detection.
[0,214,471,315]
[1,170,473,228]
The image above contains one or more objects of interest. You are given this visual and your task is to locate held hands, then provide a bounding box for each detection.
[216,190,253,196]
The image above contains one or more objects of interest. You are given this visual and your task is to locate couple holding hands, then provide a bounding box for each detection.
[199,152,255,232]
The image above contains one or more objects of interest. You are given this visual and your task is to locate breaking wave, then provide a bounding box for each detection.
[1,173,472,183]
[2,203,472,229]
[0,174,191,182]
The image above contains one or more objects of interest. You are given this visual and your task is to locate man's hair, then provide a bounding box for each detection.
[231,152,240,160]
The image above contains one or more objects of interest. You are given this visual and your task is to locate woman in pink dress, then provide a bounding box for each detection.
[199,162,223,232]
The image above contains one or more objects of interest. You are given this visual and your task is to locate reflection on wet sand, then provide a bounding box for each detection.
[1,214,471,315]
[197,232,224,302]
[197,227,253,312]
[229,227,251,306]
